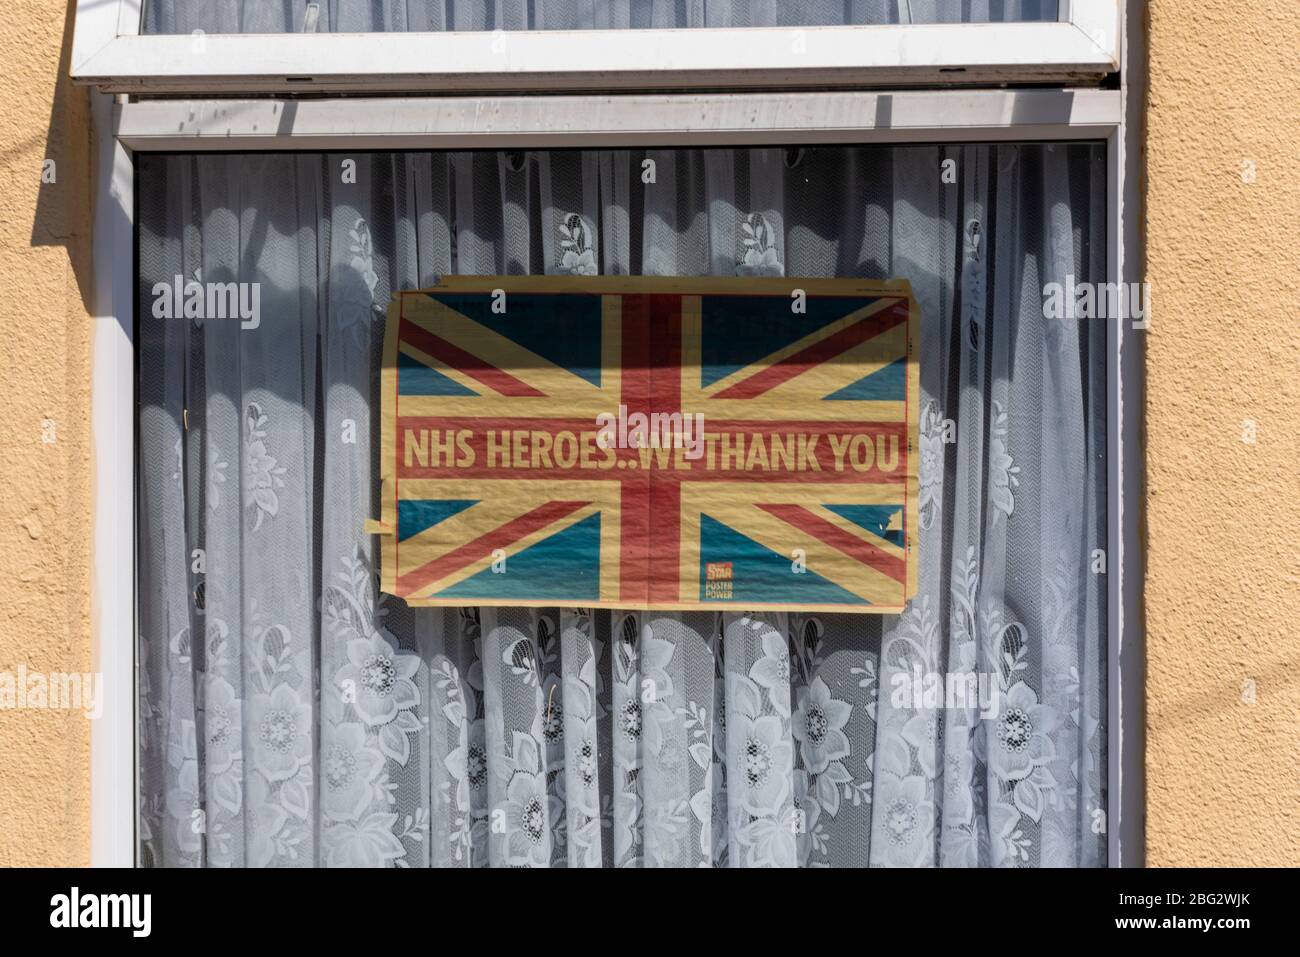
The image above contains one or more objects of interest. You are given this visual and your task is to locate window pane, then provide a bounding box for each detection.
[142,1,1059,34]
[135,143,1106,868]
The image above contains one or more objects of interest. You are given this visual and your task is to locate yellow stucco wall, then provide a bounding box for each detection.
[1145,1,1300,865]
[0,2,1296,867]
[0,2,94,865]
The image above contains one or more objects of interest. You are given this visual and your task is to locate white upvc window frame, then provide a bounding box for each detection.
[72,0,1119,93]
[82,0,1141,871]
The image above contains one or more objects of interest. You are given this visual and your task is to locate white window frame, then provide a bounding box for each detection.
[72,0,1119,93]
[83,1,1141,871]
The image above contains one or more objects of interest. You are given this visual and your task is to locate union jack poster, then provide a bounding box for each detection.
[378,276,919,613]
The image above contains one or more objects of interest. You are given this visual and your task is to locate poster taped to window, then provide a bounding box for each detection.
[377,276,919,613]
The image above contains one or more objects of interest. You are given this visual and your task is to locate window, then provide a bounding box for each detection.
[77,0,1138,868]
[140,1,1061,34]
[133,142,1109,867]
[72,1,1119,92]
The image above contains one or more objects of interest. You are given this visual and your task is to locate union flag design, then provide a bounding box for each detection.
[379,276,919,612]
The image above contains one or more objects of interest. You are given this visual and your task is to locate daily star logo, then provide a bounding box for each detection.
[49,887,151,937]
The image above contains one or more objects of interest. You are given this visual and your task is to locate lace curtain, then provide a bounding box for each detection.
[136,144,1106,867]
[143,1,1057,33]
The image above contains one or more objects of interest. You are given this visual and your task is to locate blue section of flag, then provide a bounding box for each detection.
[439,512,601,600]
[398,350,477,396]
[426,292,603,386]
[699,295,879,388]
[825,504,904,547]
[825,357,907,401]
[398,499,477,541]
[698,514,865,605]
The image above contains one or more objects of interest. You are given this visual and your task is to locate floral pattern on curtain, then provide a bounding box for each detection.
[137,144,1107,868]
[144,1,1058,34]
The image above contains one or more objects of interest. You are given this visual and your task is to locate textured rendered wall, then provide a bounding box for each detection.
[1145,1,1300,865]
[0,2,93,865]
[0,1,1295,869]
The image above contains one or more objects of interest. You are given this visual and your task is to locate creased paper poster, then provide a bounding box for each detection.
[379,276,919,613]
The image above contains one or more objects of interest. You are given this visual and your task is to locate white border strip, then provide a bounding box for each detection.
[74,21,1116,94]
[90,89,137,868]
[115,89,1121,152]
[1063,0,1121,61]
[1110,0,1145,869]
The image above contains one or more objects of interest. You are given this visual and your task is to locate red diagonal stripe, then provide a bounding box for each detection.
[758,503,907,584]
[711,300,907,400]
[398,499,589,594]
[618,296,654,604]
[648,295,683,605]
[400,318,545,397]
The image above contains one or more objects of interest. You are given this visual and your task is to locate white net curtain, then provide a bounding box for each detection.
[143,0,1057,32]
[136,144,1106,867]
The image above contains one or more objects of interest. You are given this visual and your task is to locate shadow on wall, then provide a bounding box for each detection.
[29,0,95,311]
